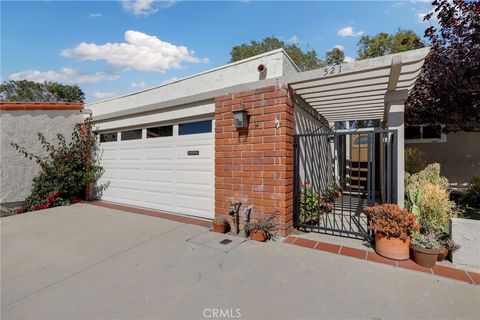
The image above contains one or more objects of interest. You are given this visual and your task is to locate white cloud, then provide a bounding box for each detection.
[333,45,344,50]
[92,91,116,99]
[344,56,355,63]
[131,81,146,88]
[88,12,103,17]
[121,0,176,17]
[61,30,208,73]
[9,68,119,84]
[337,26,364,37]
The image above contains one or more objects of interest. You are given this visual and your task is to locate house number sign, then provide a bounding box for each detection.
[187,150,200,156]
[322,65,342,77]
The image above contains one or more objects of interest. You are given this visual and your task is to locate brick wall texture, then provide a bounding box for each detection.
[214,84,294,236]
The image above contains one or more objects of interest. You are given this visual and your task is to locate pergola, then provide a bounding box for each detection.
[283,47,430,124]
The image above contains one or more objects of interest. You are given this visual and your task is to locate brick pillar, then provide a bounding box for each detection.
[214,84,294,236]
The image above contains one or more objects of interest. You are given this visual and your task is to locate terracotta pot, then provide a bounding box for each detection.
[411,245,439,268]
[250,229,267,242]
[212,222,227,234]
[437,247,448,262]
[375,233,410,260]
[334,191,342,198]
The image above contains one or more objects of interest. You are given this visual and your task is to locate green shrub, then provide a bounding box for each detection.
[405,163,455,236]
[299,181,320,224]
[11,119,103,210]
[463,173,480,208]
[419,183,457,234]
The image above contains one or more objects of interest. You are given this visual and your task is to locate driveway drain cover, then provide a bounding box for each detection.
[186,232,246,252]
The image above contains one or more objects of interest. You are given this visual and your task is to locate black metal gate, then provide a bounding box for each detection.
[293,129,398,239]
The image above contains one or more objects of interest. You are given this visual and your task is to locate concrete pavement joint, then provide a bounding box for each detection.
[1,223,187,309]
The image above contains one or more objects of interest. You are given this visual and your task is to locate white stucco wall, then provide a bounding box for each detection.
[88,49,299,118]
[450,218,480,269]
[0,110,83,207]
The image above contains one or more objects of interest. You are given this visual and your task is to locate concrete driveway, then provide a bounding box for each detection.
[1,204,479,319]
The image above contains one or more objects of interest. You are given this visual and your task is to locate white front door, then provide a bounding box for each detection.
[98,119,214,219]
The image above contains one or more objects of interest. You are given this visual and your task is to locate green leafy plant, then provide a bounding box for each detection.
[299,181,320,224]
[365,204,419,240]
[463,173,480,209]
[411,233,440,250]
[245,213,277,240]
[418,183,457,235]
[405,163,456,236]
[11,118,103,211]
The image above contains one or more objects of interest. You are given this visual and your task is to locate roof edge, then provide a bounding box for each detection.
[87,48,290,107]
[0,101,83,111]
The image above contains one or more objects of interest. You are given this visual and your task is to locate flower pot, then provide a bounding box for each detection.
[411,245,439,268]
[375,233,410,260]
[250,229,267,242]
[212,222,227,234]
[334,191,342,198]
[437,247,448,262]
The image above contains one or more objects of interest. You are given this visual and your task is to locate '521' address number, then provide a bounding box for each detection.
[322,65,342,76]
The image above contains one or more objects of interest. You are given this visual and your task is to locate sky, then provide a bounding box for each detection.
[1,0,437,103]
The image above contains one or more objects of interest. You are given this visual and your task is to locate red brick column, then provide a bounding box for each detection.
[214,84,294,236]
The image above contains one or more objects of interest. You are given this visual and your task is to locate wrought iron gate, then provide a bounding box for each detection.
[293,129,398,239]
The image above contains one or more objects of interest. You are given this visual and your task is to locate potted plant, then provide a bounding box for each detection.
[365,204,419,260]
[299,182,321,225]
[438,238,461,262]
[246,214,277,242]
[212,217,228,234]
[411,233,441,268]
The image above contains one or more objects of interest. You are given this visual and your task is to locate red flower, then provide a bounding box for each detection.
[16,206,28,214]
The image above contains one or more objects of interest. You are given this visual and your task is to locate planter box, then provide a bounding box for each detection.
[450,217,480,269]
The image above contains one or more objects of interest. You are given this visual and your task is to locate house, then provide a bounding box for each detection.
[88,48,429,237]
[0,102,85,210]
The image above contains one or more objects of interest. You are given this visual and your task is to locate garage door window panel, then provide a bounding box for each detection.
[100,132,118,143]
[147,125,173,138]
[121,129,142,141]
[179,120,212,135]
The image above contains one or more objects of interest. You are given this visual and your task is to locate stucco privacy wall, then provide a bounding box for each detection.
[214,84,294,236]
[450,218,480,269]
[88,49,299,117]
[0,102,83,208]
[406,131,480,188]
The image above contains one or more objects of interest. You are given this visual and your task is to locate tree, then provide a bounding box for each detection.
[325,48,345,65]
[230,37,323,71]
[0,80,85,103]
[357,29,425,60]
[406,0,480,132]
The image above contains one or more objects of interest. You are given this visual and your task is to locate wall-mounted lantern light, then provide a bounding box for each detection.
[233,109,248,128]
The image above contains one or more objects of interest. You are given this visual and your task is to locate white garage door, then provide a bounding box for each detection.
[97,119,214,219]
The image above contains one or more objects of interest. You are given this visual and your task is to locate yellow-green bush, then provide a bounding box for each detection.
[419,183,457,234]
[405,163,455,236]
